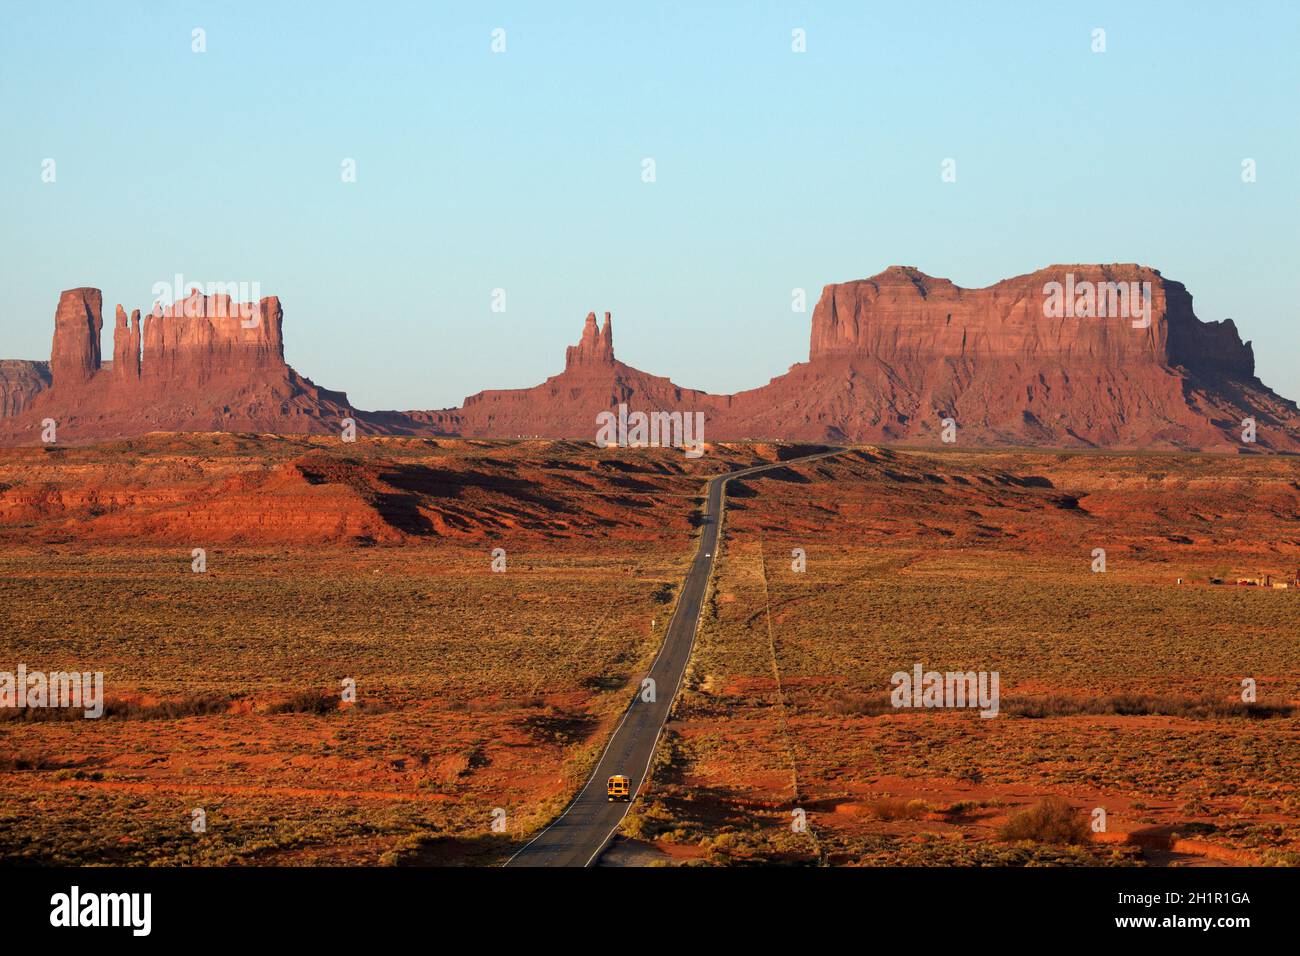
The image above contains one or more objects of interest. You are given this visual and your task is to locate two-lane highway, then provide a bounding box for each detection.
[506,449,842,867]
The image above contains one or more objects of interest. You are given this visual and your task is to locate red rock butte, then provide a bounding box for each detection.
[2,265,1298,450]
[1,287,356,442]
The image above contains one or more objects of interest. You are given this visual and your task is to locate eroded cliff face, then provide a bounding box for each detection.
[3,266,1297,450]
[0,361,51,417]
[437,266,1299,450]
[140,290,287,383]
[807,265,1255,375]
[707,265,1294,450]
[111,305,141,380]
[564,312,615,369]
[50,288,103,385]
[0,287,368,445]
[451,310,715,439]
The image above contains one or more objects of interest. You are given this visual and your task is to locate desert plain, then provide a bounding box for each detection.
[0,435,1296,866]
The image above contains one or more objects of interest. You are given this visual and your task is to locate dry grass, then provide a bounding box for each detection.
[865,797,931,821]
[635,446,1300,866]
[0,438,783,865]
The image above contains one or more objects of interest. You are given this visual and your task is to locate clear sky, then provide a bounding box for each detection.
[2,1,1297,410]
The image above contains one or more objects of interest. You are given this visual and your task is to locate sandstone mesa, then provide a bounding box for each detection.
[1,265,1297,451]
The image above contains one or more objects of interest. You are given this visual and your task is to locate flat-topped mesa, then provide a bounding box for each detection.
[5,266,1294,450]
[50,288,103,385]
[564,311,615,369]
[0,286,371,443]
[808,264,1254,376]
[141,289,287,382]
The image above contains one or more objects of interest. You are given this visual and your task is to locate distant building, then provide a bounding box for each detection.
[1231,570,1300,588]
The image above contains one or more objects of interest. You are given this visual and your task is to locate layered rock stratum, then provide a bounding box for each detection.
[0,360,51,418]
[712,264,1299,450]
[0,287,363,444]
[2,265,1296,450]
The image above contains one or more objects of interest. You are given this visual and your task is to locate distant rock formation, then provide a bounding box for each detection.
[713,264,1298,450]
[0,287,375,445]
[50,288,103,385]
[439,310,713,440]
[806,265,1253,374]
[565,312,615,368]
[0,361,51,418]
[400,265,1299,451]
[112,305,141,380]
[3,266,1298,450]
[141,289,287,383]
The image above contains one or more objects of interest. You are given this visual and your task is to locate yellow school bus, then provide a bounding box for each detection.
[606,774,630,802]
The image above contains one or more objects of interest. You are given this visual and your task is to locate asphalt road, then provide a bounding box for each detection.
[505,449,842,867]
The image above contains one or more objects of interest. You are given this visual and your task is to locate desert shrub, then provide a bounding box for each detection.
[1004,694,1294,720]
[0,694,231,722]
[998,796,1090,845]
[0,753,46,771]
[866,797,931,821]
[651,582,677,604]
[267,691,337,715]
[111,695,232,719]
[826,694,893,717]
[621,812,652,840]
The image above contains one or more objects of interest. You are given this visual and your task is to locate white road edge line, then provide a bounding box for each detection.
[577,451,840,867]
[503,476,712,865]
[505,450,842,867]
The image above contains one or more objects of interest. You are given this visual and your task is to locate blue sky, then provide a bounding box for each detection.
[2,1,1297,410]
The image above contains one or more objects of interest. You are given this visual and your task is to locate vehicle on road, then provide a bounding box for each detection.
[606,775,630,802]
